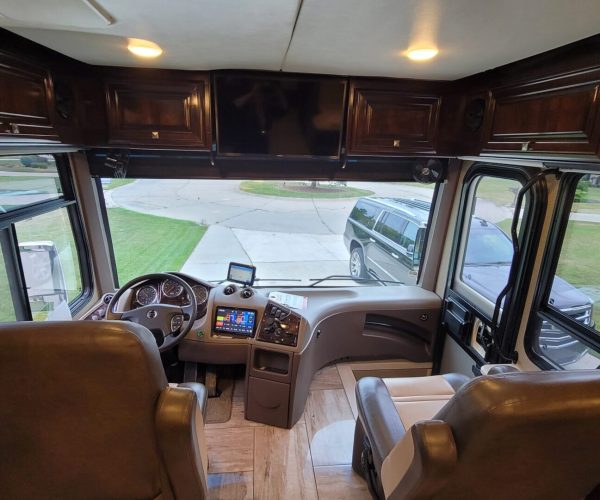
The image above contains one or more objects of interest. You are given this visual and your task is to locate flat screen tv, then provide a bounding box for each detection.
[215,73,346,157]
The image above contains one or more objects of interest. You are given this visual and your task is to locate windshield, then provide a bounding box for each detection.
[100,179,435,286]
[464,220,514,266]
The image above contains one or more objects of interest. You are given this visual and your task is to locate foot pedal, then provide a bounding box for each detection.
[183,361,198,383]
[204,364,218,398]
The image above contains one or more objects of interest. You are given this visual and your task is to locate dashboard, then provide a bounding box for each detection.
[83,273,303,349]
[81,269,441,428]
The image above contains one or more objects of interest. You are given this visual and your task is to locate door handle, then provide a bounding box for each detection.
[369,238,376,243]
[391,252,400,259]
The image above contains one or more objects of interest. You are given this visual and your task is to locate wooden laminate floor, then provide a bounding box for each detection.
[205,364,371,500]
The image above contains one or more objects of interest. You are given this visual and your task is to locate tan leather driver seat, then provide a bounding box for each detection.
[353,371,600,500]
[0,321,209,500]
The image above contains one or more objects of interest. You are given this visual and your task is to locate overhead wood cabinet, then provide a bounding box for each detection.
[481,68,600,156]
[0,52,59,142]
[105,74,211,149]
[347,81,442,155]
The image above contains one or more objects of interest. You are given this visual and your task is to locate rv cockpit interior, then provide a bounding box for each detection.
[1,2,600,499]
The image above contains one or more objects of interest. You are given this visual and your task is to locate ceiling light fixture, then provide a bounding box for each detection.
[406,48,438,61]
[127,38,163,58]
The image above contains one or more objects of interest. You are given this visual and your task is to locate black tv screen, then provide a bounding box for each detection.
[216,73,346,157]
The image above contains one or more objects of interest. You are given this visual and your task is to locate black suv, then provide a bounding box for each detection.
[344,197,594,365]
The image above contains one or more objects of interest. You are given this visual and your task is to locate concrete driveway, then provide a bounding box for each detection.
[106,179,434,284]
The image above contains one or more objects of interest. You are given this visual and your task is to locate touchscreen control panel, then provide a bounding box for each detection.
[214,306,257,337]
[257,302,301,347]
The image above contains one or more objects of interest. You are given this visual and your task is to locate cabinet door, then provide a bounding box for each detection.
[348,86,441,155]
[0,53,58,141]
[106,77,211,148]
[482,71,600,156]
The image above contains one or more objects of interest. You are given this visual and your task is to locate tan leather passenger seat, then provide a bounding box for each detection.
[382,374,469,430]
[353,371,600,500]
[0,321,209,500]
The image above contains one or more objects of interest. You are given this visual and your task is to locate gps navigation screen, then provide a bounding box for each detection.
[214,307,257,336]
[228,262,256,285]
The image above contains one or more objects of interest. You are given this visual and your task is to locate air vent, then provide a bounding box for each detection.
[223,285,237,296]
[103,294,113,304]
[241,288,253,299]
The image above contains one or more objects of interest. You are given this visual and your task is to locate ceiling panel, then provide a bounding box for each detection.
[283,0,600,79]
[2,0,299,70]
[2,0,599,78]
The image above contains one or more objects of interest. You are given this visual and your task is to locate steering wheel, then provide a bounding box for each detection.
[106,273,197,352]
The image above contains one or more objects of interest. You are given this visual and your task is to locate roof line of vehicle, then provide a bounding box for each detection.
[362,197,429,225]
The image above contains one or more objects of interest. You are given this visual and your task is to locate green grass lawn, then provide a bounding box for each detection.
[240,181,374,199]
[107,208,207,285]
[103,179,135,190]
[555,221,600,286]
[555,221,600,326]
[475,177,521,207]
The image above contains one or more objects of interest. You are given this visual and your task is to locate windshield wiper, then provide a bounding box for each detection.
[308,274,404,287]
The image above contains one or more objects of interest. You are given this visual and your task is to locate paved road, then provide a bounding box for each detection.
[106,180,433,284]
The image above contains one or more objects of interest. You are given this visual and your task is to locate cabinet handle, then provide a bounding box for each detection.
[151,131,160,139]
[521,141,532,152]
[393,139,400,148]
[10,123,19,134]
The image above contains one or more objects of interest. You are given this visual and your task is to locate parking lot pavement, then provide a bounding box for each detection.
[181,225,350,284]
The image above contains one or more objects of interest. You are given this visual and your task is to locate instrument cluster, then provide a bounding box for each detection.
[133,276,210,317]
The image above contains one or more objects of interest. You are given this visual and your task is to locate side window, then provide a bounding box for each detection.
[15,208,83,320]
[456,176,524,307]
[350,200,382,229]
[0,155,89,321]
[377,213,407,246]
[399,222,418,250]
[531,176,600,369]
[0,251,17,322]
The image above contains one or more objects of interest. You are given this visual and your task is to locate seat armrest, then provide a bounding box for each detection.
[178,382,208,419]
[383,420,457,500]
[356,377,405,471]
[155,387,208,500]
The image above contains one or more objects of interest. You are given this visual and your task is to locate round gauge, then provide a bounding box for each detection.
[136,285,158,306]
[161,279,184,298]
[192,285,209,305]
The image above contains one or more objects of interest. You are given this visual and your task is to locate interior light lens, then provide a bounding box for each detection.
[406,48,438,61]
[127,38,163,58]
